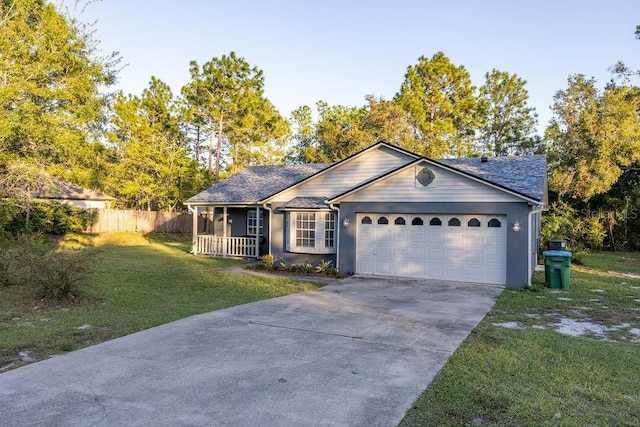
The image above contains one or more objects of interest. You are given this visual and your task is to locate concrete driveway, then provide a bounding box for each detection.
[0,277,502,426]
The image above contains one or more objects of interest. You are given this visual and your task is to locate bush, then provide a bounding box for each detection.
[541,200,606,258]
[2,201,98,235]
[29,250,91,300]
[0,234,91,299]
[260,253,275,269]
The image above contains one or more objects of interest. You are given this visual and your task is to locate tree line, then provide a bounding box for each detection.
[1,1,639,250]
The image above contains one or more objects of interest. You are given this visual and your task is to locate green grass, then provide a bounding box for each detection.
[0,233,320,372]
[401,254,640,426]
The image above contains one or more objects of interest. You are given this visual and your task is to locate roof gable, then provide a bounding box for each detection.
[329,156,546,204]
[265,142,419,202]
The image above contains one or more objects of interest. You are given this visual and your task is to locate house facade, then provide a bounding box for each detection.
[186,142,547,288]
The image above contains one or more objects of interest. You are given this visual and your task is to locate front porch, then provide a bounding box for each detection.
[195,235,259,257]
[190,205,267,258]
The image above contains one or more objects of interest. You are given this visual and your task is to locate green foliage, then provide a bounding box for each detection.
[540,200,607,262]
[182,52,290,180]
[289,96,419,163]
[315,260,334,274]
[2,201,97,235]
[545,75,640,201]
[260,253,275,269]
[31,249,92,300]
[0,0,118,185]
[106,78,203,211]
[395,52,478,158]
[0,234,90,299]
[477,69,538,155]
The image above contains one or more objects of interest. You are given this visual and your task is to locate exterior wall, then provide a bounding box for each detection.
[268,203,337,267]
[226,207,269,256]
[272,146,414,202]
[338,201,533,288]
[340,164,521,203]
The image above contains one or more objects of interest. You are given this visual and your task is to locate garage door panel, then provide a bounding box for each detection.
[356,213,506,285]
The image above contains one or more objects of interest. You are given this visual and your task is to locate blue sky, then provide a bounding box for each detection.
[75,0,640,134]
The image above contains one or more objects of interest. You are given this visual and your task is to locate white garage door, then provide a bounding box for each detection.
[356,214,507,285]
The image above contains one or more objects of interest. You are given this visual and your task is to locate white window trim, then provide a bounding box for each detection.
[288,211,336,254]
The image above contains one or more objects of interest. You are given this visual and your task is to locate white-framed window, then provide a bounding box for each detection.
[247,210,264,236]
[288,211,336,254]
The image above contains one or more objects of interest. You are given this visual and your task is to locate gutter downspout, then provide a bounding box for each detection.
[527,204,543,286]
[329,203,340,270]
[262,203,272,256]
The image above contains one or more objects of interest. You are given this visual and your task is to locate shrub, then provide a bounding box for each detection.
[260,253,275,269]
[541,200,606,258]
[28,249,91,300]
[3,201,98,235]
[0,234,91,299]
[315,260,333,274]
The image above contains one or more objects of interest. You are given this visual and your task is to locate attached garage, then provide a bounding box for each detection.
[356,213,507,285]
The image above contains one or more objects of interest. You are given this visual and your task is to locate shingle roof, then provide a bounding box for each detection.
[34,179,115,201]
[186,152,547,205]
[281,197,329,209]
[437,155,547,201]
[185,164,332,204]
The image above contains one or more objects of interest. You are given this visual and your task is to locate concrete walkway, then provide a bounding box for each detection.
[0,277,502,427]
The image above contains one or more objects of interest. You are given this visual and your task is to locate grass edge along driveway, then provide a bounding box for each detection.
[0,233,320,372]
[401,252,640,426]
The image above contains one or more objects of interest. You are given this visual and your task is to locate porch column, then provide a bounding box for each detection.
[192,206,198,254]
[255,206,260,258]
[223,206,228,257]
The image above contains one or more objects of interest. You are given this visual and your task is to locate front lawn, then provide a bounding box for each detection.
[401,253,640,426]
[0,233,320,372]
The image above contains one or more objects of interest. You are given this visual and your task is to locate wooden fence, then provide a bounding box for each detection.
[85,210,194,234]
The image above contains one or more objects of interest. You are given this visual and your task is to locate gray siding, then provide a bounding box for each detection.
[269,204,337,267]
[338,202,533,288]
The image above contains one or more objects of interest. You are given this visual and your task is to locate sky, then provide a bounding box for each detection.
[68,0,640,134]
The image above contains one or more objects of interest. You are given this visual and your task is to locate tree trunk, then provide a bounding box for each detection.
[208,124,214,173]
[195,125,200,163]
[215,115,222,184]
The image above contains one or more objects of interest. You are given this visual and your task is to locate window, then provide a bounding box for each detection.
[468,218,481,227]
[430,217,442,226]
[361,216,372,224]
[324,212,335,248]
[378,216,389,225]
[295,212,315,247]
[247,210,264,236]
[289,211,336,254]
[394,217,406,225]
[412,217,423,226]
[488,218,502,228]
[448,217,461,226]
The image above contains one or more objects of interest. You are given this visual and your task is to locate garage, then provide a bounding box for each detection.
[356,213,507,285]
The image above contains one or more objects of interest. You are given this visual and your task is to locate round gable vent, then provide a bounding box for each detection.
[416,168,435,186]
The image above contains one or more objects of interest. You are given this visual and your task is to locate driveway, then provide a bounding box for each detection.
[0,277,502,426]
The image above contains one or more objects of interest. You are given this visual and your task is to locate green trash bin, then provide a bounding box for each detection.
[543,250,572,289]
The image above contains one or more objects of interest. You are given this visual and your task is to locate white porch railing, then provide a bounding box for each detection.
[195,235,258,258]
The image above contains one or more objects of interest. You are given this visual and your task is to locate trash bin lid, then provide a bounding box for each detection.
[543,250,572,257]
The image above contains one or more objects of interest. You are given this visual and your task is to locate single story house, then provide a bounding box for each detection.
[186,141,547,288]
[34,179,115,209]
